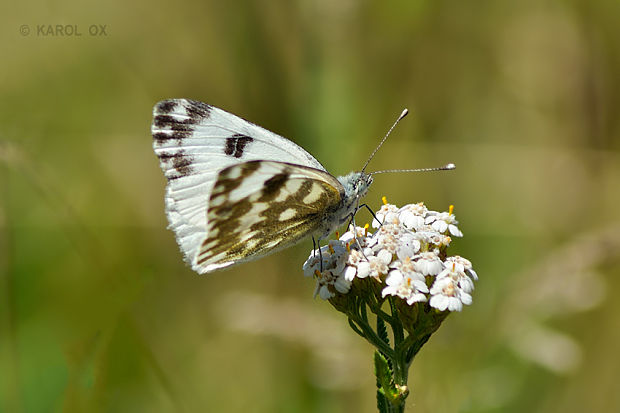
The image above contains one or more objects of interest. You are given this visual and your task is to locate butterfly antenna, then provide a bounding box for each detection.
[361,109,409,173]
[371,163,456,175]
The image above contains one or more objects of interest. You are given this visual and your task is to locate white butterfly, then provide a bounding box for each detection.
[152,99,408,274]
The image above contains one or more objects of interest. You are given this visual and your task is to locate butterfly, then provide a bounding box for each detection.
[152,99,382,274]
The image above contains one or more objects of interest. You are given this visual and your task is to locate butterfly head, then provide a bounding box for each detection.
[338,171,373,208]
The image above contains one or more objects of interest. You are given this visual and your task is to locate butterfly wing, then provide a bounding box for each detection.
[195,161,344,273]
[152,99,331,272]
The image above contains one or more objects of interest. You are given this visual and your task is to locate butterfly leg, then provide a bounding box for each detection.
[312,236,324,272]
[347,211,369,262]
[312,236,317,258]
[359,203,382,228]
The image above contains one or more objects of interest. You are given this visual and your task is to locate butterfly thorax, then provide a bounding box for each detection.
[316,171,373,239]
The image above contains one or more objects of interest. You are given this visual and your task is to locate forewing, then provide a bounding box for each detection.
[152,99,327,269]
[193,161,344,273]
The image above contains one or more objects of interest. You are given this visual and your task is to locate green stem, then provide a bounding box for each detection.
[372,301,412,412]
[348,318,366,338]
[349,314,395,359]
[389,298,405,345]
[385,401,405,413]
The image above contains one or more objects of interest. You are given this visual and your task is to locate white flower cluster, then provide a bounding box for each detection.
[303,202,477,312]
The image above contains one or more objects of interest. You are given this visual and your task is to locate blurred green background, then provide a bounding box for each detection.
[2,0,620,412]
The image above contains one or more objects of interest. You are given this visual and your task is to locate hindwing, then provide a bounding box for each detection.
[194,161,344,273]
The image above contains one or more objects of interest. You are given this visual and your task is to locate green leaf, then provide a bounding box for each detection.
[377,314,390,345]
[374,351,396,398]
[375,350,392,413]
[376,389,388,413]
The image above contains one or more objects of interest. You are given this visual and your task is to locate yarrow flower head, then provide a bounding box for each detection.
[302,200,474,312]
[302,198,475,411]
